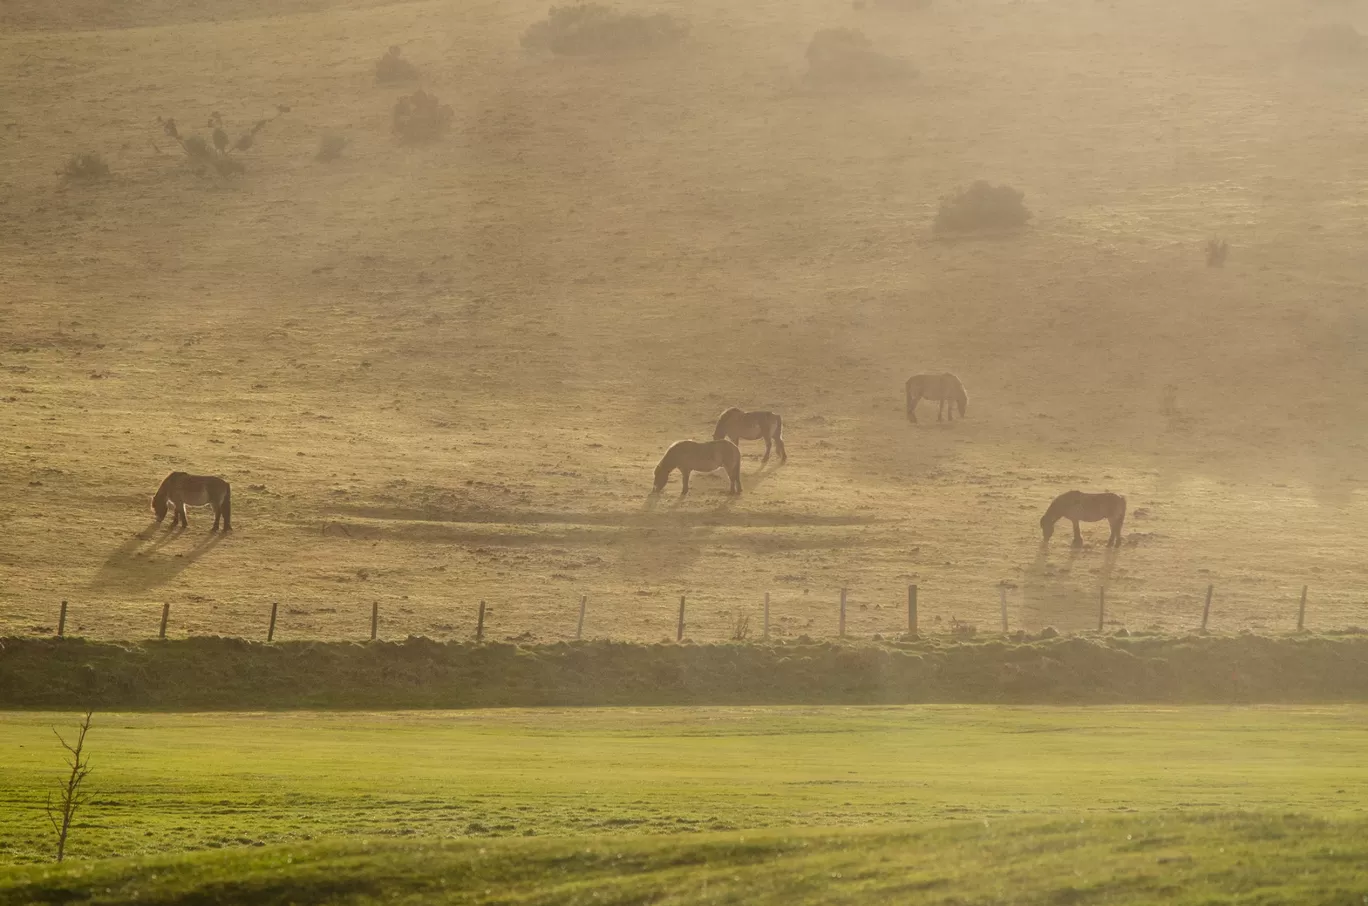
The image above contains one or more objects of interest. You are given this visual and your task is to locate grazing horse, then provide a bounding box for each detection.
[653,440,742,495]
[1040,490,1125,548]
[152,472,232,531]
[713,407,787,464]
[906,372,968,423]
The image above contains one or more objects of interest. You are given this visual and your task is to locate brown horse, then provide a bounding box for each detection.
[713,407,787,464]
[653,440,742,495]
[152,472,232,531]
[1040,490,1125,547]
[906,372,968,423]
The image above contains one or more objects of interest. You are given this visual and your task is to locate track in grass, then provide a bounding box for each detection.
[2,706,1366,864]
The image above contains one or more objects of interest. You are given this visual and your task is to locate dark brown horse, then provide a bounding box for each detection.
[653,440,742,495]
[712,407,787,464]
[906,372,968,423]
[152,472,232,531]
[1040,490,1125,547]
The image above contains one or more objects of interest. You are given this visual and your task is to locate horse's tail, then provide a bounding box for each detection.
[222,481,232,530]
[1116,494,1126,535]
[772,413,787,460]
[956,376,968,416]
[905,376,917,419]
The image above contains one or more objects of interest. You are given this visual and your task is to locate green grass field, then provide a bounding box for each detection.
[3,707,1366,866]
[5,813,1368,905]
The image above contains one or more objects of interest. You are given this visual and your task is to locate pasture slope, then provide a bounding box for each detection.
[3,0,1368,643]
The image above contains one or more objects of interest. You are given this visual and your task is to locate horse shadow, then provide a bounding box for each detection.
[1021,541,1114,632]
[90,525,227,592]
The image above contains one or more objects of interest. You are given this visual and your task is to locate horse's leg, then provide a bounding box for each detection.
[937,399,945,422]
[175,503,187,529]
[761,434,771,464]
[1071,519,1083,548]
[1108,517,1120,547]
[908,395,920,423]
[946,398,954,422]
[211,502,221,532]
[680,470,690,496]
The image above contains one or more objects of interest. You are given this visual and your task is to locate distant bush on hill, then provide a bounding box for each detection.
[933,181,1032,235]
[316,132,348,162]
[375,45,420,83]
[805,28,916,86]
[392,90,453,143]
[59,152,110,182]
[521,3,688,57]
[158,107,289,178]
[1301,22,1365,58]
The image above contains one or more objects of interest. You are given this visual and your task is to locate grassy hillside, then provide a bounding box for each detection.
[4,0,1368,643]
[4,813,1368,905]
[3,707,1366,864]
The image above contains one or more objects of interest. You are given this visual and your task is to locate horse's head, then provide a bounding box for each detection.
[152,495,168,522]
[1039,513,1054,541]
[652,461,671,493]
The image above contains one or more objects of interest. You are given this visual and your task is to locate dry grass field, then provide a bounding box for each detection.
[4,0,1368,643]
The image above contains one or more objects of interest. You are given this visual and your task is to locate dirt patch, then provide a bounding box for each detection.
[2,634,1365,709]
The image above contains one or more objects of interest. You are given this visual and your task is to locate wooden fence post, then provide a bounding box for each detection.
[268,602,278,642]
[476,600,486,642]
[576,595,587,640]
[57,600,67,638]
[370,601,379,641]
[999,587,1008,633]
[907,585,918,636]
[839,588,847,638]
[677,596,685,642]
[763,592,770,640]
[1297,585,1308,631]
[1201,584,1213,631]
[159,603,170,640]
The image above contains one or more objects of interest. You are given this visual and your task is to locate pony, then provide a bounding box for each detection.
[152,472,232,531]
[1040,490,1126,547]
[652,440,742,495]
[905,372,968,423]
[712,407,787,464]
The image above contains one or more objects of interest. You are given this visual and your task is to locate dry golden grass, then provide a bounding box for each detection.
[3,0,1368,643]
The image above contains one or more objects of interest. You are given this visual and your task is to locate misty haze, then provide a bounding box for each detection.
[1,0,1367,901]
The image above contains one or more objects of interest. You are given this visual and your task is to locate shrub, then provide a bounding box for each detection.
[1301,23,1364,58]
[805,28,916,85]
[932,181,1031,235]
[59,152,110,182]
[158,107,289,177]
[316,132,348,162]
[392,90,453,143]
[521,3,688,57]
[1205,238,1228,267]
[375,45,419,83]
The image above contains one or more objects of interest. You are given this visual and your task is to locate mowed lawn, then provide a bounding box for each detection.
[2,706,1365,865]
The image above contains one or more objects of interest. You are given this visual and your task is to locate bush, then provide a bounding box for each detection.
[158,107,289,178]
[392,90,453,143]
[933,181,1031,235]
[59,152,110,182]
[375,45,419,83]
[316,132,348,162]
[521,3,688,57]
[1301,23,1364,58]
[805,28,916,85]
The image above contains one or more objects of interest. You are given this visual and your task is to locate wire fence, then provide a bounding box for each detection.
[20,580,1367,645]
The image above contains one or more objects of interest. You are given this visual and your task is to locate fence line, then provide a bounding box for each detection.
[26,581,1362,644]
